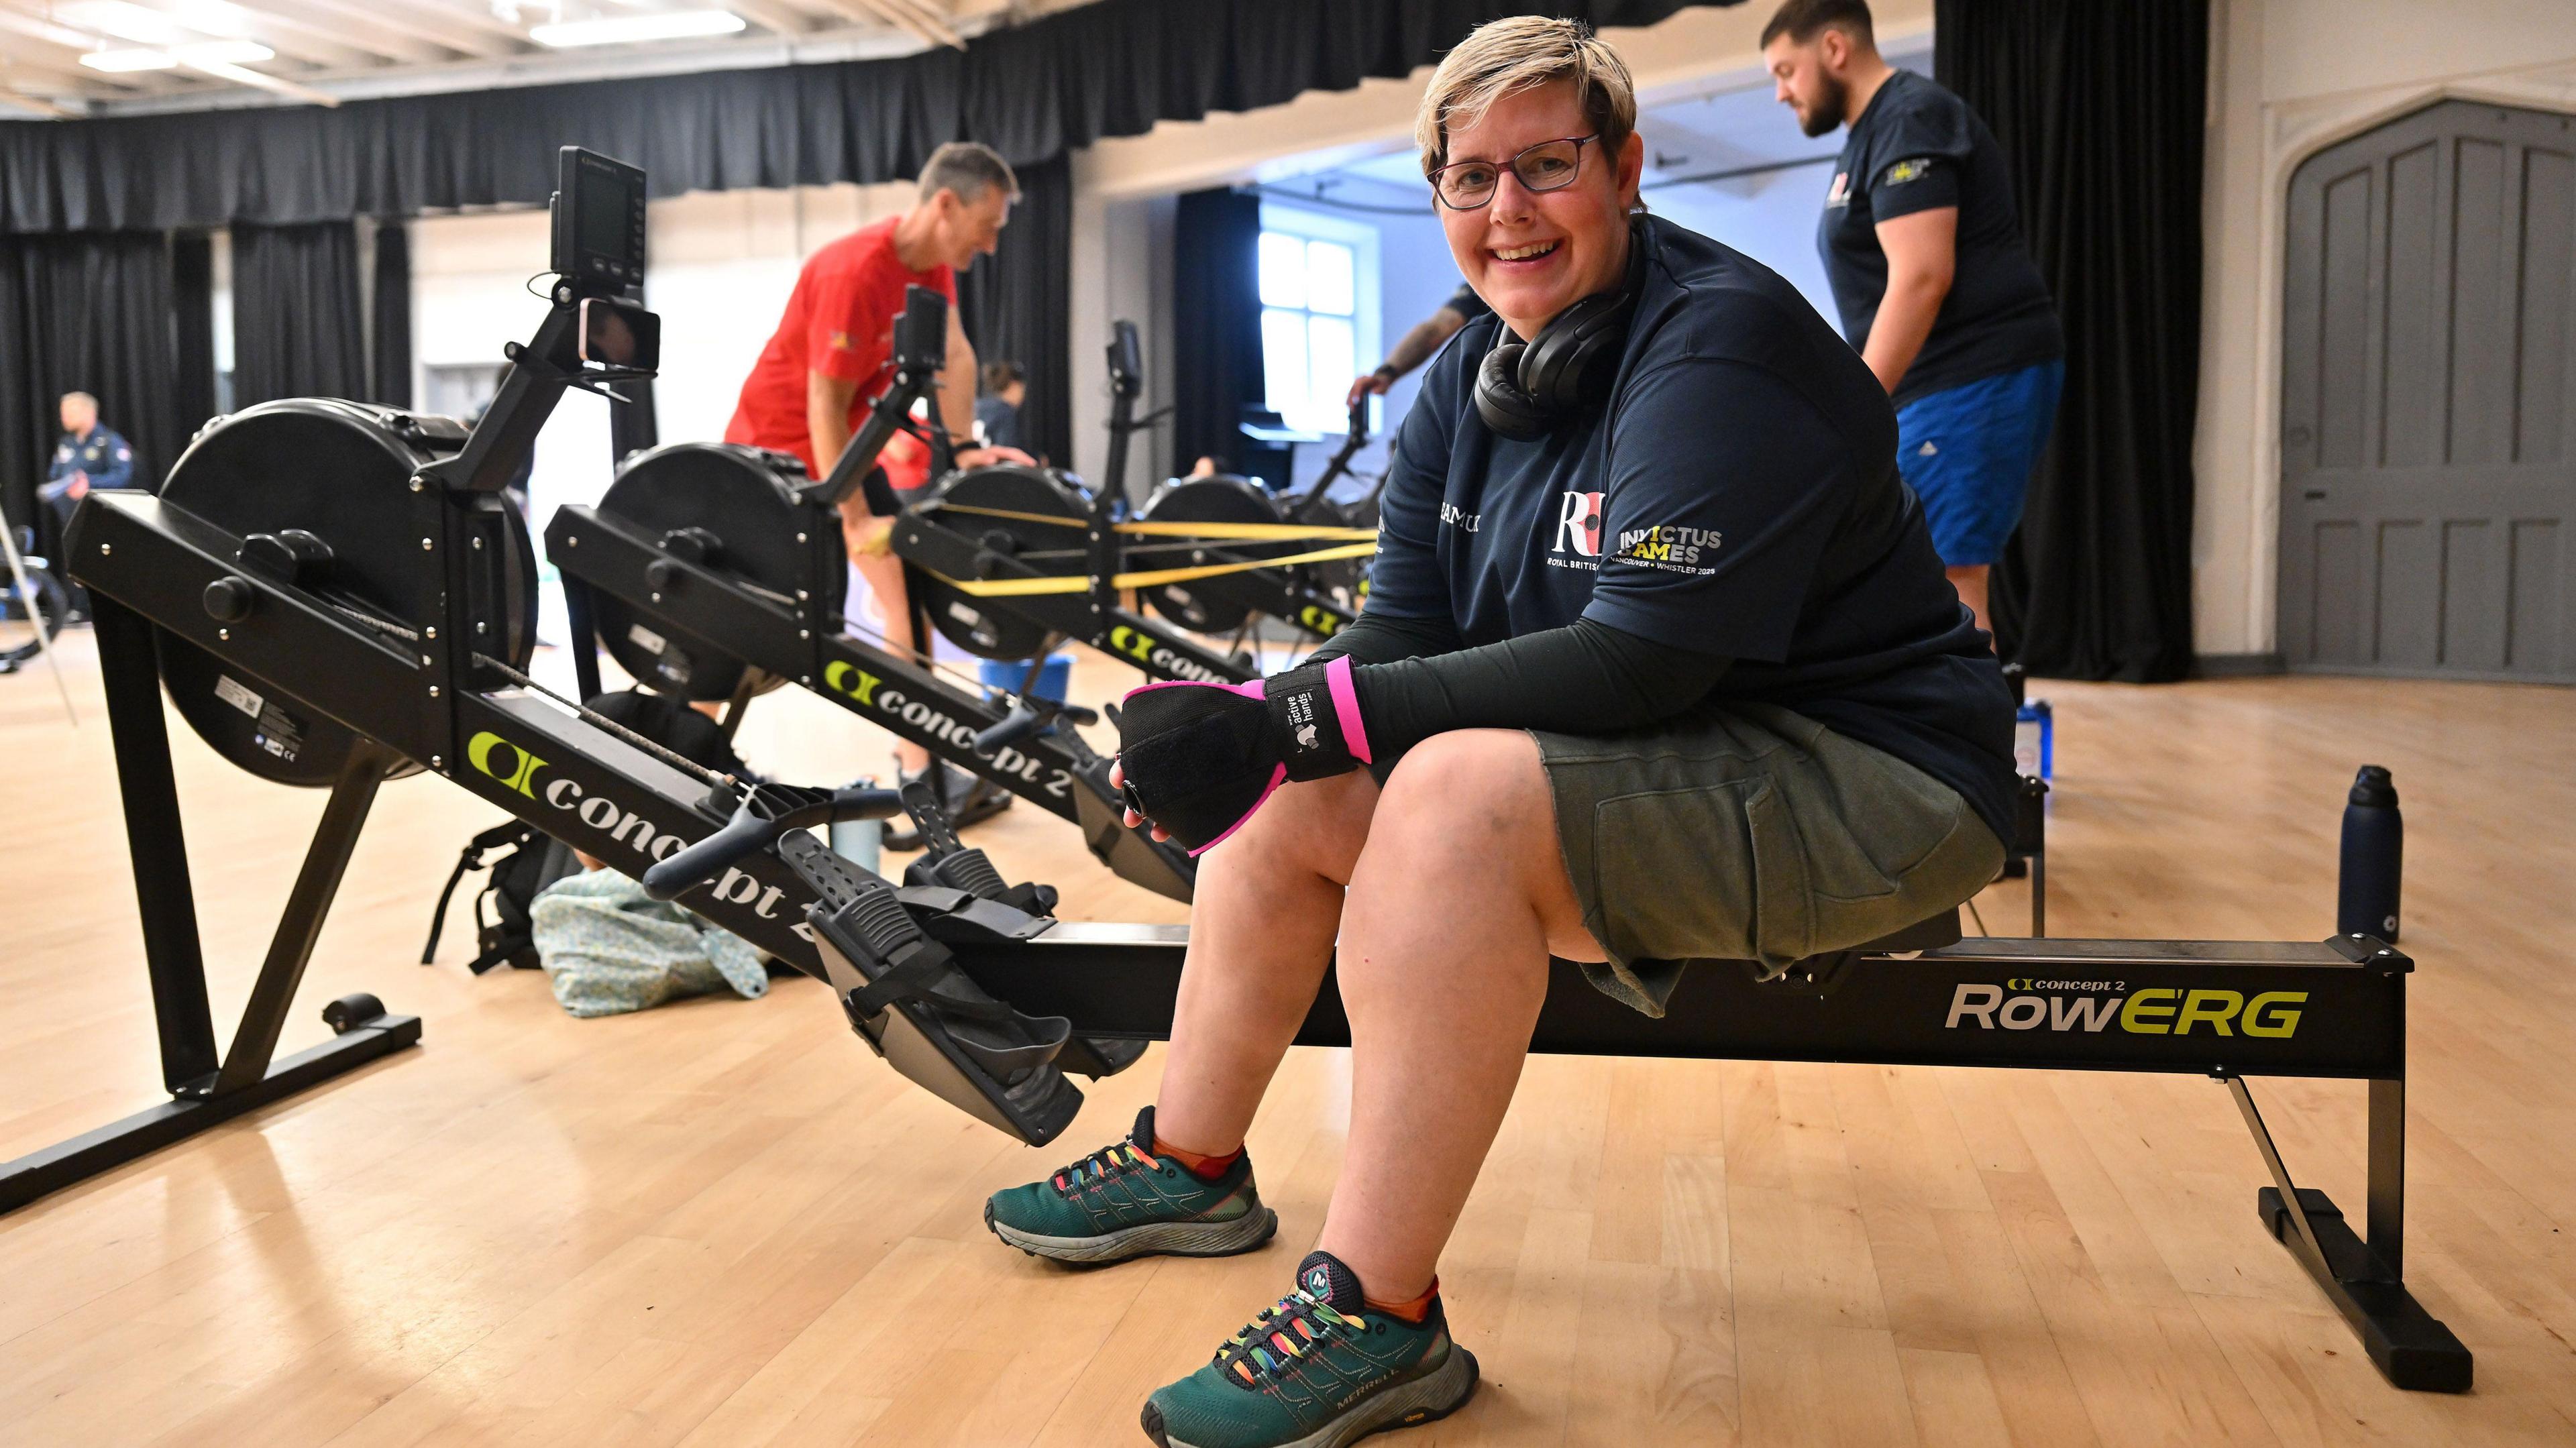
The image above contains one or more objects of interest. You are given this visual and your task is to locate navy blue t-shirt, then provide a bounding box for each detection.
[1819,70,2062,407]
[1369,215,2017,843]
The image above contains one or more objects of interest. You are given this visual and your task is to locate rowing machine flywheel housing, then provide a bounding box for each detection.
[911,463,1092,661]
[590,441,840,702]
[1132,473,1301,634]
[152,400,538,787]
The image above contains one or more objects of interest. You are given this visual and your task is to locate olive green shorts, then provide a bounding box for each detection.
[1534,702,2004,1016]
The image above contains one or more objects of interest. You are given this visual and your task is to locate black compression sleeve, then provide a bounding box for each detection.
[1306,609,1462,669]
[1344,617,1729,759]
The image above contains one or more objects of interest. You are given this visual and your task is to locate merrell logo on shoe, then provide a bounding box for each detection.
[1305,1266,1332,1296]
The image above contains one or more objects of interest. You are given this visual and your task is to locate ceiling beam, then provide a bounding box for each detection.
[0,4,111,53]
[0,84,77,116]
[251,0,517,62]
[94,0,391,68]
[880,0,965,47]
[729,0,817,39]
[184,53,338,104]
[402,0,576,48]
[221,1,455,64]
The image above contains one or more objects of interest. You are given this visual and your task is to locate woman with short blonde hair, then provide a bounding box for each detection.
[987,18,2017,1447]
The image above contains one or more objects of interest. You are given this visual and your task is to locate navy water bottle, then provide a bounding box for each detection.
[2337,765,2402,943]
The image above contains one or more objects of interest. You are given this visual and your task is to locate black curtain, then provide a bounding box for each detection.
[230,220,365,406]
[172,233,217,437]
[957,154,1073,465]
[0,231,181,543]
[1937,0,2206,682]
[0,0,1726,235]
[370,219,413,407]
[1171,187,1265,482]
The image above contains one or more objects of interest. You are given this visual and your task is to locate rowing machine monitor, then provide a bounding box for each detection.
[806,284,948,510]
[550,145,647,296]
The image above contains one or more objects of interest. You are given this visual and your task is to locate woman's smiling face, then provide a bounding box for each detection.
[1436,79,1644,340]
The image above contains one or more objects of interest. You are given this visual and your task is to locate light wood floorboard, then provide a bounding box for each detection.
[2,631,2571,1445]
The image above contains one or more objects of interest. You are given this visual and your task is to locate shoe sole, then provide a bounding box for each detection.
[1140,1344,1479,1448]
[985,1202,1279,1264]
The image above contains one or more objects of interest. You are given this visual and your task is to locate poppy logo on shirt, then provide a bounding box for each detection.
[1826,171,1851,208]
[1551,490,1606,558]
[828,329,853,351]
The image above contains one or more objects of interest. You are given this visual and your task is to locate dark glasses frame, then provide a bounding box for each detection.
[1427,134,1600,210]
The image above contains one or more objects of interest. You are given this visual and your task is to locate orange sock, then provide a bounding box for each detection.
[1363,1277,1438,1325]
[1152,1133,1242,1180]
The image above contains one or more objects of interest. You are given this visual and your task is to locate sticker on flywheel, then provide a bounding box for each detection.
[627,622,667,654]
[214,673,264,719]
[252,701,306,765]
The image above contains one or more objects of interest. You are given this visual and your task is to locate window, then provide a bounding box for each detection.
[1258,230,1361,436]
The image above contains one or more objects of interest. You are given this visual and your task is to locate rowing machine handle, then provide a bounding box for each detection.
[641,783,904,900]
[973,699,1101,754]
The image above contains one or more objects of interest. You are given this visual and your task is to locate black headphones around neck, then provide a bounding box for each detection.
[1472,217,1650,441]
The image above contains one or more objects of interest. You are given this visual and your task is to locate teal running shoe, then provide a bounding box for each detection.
[985,1106,1278,1264]
[1140,1249,1479,1448]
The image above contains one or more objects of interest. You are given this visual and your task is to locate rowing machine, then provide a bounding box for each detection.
[641,779,2465,1393]
[893,322,1364,685]
[545,287,1193,903]
[1,150,1140,1217]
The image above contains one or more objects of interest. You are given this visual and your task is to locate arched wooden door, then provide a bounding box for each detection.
[2278,101,2575,680]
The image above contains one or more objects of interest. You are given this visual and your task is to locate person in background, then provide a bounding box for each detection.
[40,392,134,622]
[975,359,1026,454]
[1762,0,2062,635]
[724,141,1034,786]
[1344,281,1494,410]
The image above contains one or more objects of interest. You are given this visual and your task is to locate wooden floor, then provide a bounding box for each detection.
[3,628,2573,1447]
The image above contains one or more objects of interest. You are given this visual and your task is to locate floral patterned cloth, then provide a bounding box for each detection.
[528,868,769,1017]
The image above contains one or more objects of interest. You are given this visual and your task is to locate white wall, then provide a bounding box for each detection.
[2195,0,2576,655]
[1649,166,1841,328]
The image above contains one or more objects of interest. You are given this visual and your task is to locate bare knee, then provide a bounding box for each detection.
[1349,731,1595,958]
[1197,767,1379,889]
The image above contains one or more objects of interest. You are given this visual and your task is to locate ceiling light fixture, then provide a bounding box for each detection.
[528,10,746,47]
[79,48,181,72]
[81,40,276,72]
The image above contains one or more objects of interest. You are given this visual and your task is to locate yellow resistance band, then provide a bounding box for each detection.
[932,502,1379,543]
[926,539,1381,598]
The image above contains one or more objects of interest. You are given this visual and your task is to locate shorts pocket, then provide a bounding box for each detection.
[1585,779,1814,970]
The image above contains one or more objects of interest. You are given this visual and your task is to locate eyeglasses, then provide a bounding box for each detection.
[1428,135,1599,210]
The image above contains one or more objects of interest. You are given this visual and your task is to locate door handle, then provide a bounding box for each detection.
[2304,489,2327,500]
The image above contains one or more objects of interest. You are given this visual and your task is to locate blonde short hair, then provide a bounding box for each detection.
[1414,17,1638,179]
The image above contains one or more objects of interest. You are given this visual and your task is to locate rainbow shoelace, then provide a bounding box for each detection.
[1052,1139,1155,1196]
[1218,1288,1369,1388]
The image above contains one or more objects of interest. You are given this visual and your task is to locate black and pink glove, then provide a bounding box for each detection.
[1113,657,1373,854]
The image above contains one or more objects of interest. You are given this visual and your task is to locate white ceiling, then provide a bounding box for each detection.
[0,0,1103,117]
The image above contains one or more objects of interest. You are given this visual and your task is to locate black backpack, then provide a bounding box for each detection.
[421,823,581,974]
[420,688,758,974]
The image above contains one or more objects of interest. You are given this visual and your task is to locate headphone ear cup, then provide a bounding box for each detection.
[1474,341,1551,441]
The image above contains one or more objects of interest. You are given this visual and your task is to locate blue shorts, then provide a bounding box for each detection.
[1893,359,2063,567]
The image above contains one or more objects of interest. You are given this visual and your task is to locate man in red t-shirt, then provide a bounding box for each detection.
[727,141,1032,776]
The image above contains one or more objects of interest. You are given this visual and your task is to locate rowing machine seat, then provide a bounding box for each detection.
[1714,905,1963,991]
